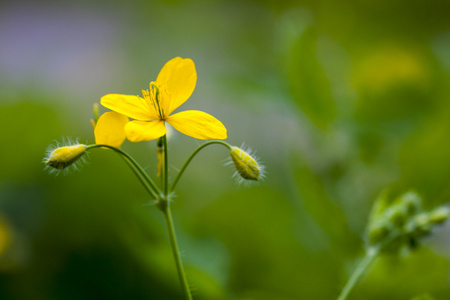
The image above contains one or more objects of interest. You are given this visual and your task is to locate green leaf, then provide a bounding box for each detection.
[287,26,336,129]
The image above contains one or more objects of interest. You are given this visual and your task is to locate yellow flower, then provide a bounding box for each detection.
[95,57,227,145]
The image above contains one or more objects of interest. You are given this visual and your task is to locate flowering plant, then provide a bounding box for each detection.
[44,57,263,299]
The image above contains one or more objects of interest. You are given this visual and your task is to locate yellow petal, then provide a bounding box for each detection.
[94,112,129,147]
[166,110,227,140]
[125,120,166,142]
[101,94,156,121]
[156,57,197,115]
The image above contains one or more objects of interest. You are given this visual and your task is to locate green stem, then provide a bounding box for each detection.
[159,135,192,300]
[337,246,380,300]
[170,141,232,192]
[162,135,169,196]
[87,144,160,198]
[163,204,192,300]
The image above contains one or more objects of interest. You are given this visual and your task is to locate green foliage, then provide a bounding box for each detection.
[287,26,336,129]
[1,0,450,299]
[411,294,436,300]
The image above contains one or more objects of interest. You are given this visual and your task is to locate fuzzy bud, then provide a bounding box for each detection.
[229,146,261,181]
[45,144,87,170]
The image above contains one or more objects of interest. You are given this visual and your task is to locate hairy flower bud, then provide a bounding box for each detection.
[45,144,87,171]
[229,146,262,181]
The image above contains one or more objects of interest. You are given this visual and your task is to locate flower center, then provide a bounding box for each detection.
[142,82,167,120]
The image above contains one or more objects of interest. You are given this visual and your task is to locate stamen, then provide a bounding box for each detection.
[150,82,164,119]
[140,90,154,113]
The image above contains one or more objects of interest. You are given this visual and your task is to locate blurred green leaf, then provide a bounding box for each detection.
[287,26,336,129]
[0,102,61,182]
[353,247,450,299]
[410,293,436,300]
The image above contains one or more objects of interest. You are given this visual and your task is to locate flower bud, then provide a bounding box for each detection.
[409,206,450,238]
[45,144,87,170]
[229,146,261,181]
[428,206,450,224]
[93,103,99,123]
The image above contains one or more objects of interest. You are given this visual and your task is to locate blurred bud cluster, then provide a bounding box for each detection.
[367,190,450,254]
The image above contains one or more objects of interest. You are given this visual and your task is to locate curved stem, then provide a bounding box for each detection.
[337,246,380,300]
[89,142,192,299]
[170,141,232,192]
[87,144,160,198]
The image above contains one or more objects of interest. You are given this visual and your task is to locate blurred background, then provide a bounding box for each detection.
[1,0,450,299]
